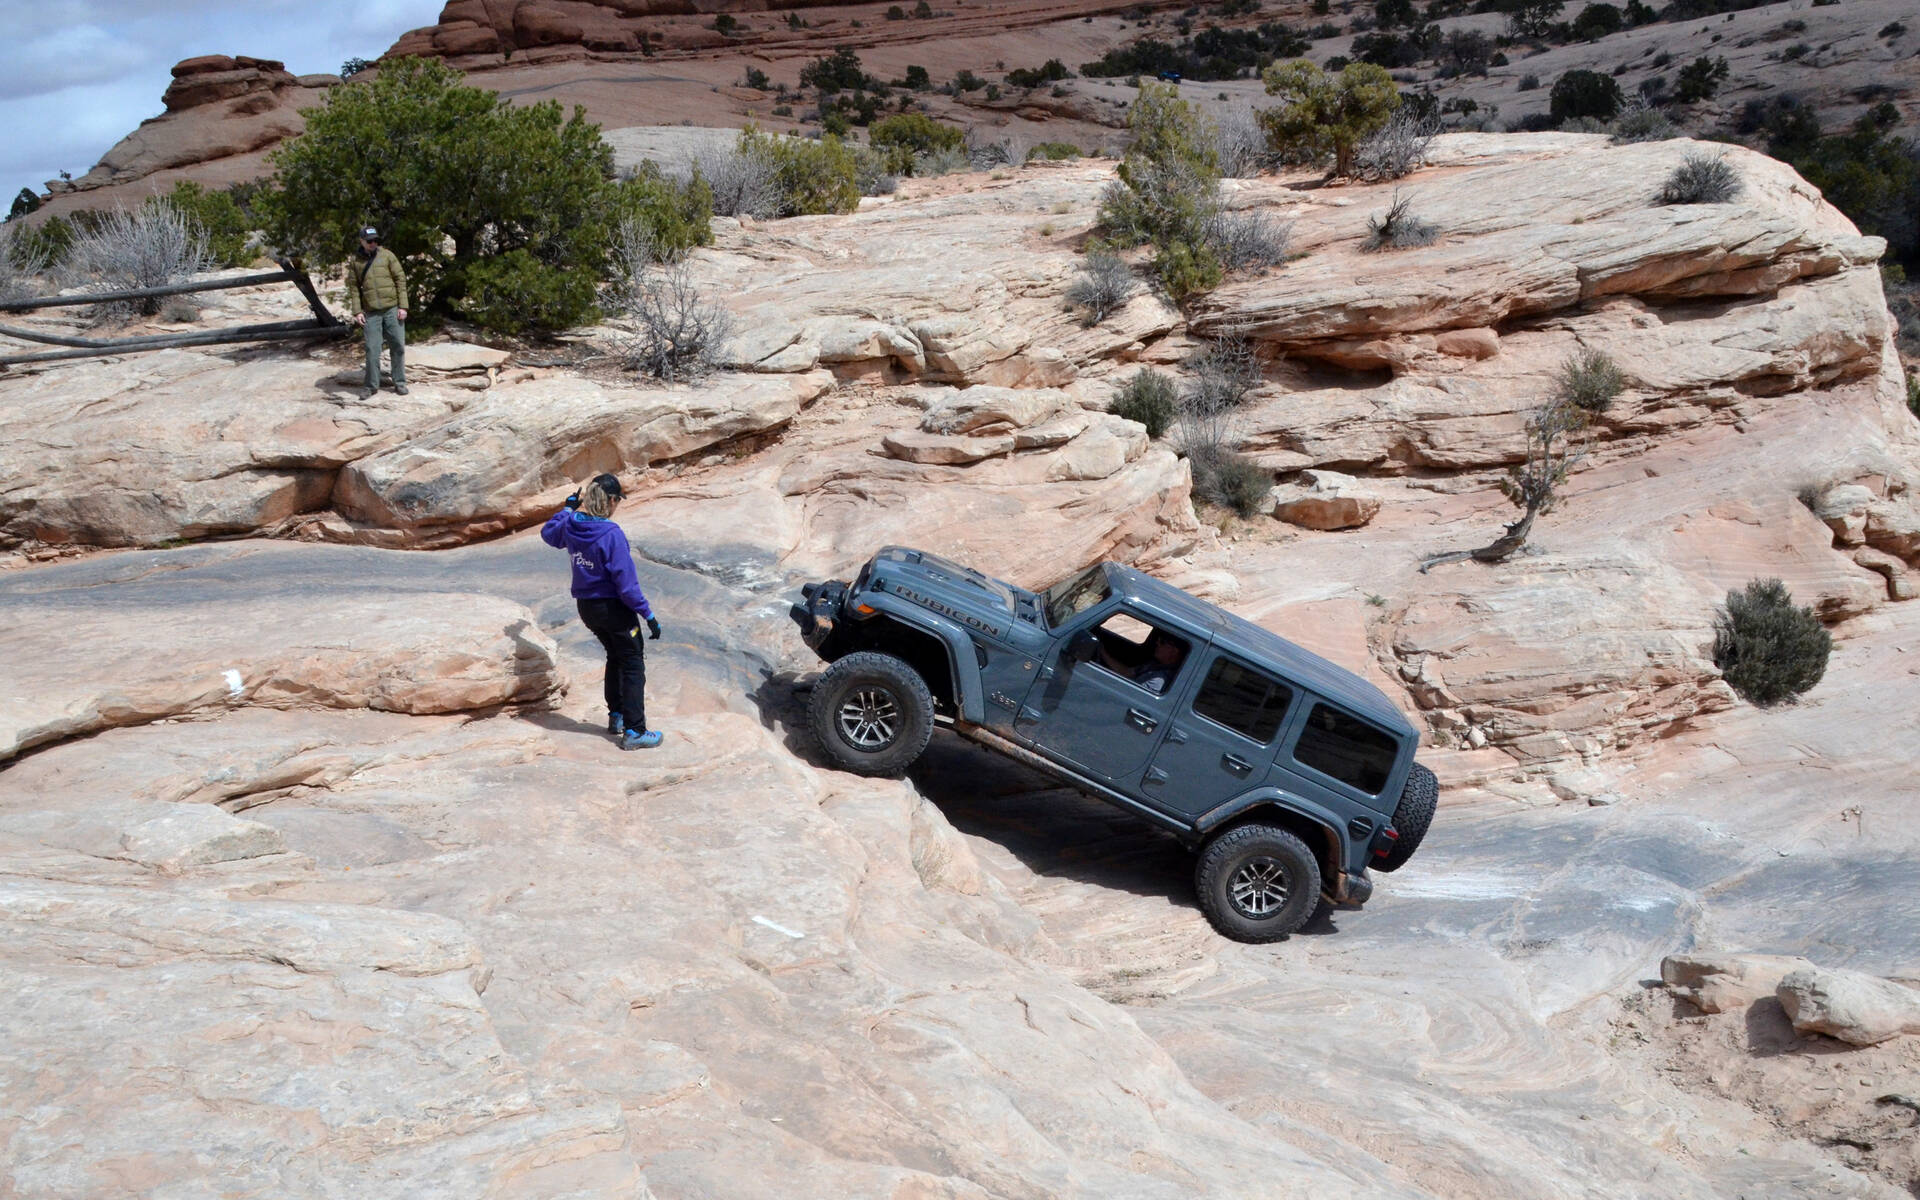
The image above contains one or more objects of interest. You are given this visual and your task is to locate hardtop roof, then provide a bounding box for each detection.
[1106,563,1416,737]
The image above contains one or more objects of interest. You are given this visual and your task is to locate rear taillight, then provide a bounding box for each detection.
[1371,827,1400,859]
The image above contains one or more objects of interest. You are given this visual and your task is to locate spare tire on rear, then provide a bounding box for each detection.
[1375,762,1437,873]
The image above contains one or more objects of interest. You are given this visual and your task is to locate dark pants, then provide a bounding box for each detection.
[578,598,647,732]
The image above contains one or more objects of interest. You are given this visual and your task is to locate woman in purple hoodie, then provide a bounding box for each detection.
[541,474,664,749]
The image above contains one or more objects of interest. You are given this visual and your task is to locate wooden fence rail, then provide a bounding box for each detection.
[0,257,345,369]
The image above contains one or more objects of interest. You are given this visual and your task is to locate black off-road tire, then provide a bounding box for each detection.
[1194,824,1322,943]
[807,651,936,777]
[1376,762,1437,873]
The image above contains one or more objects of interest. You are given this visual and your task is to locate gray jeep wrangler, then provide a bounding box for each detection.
[790,547,1437,943]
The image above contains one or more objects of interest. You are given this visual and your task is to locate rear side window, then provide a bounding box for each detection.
[1292,703,1398,795]
[1192,657,1293,743]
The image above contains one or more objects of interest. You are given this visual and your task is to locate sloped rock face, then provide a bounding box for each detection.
[45,56,333,199]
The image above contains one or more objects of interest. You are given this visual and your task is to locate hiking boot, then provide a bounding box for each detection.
[393,384,410,395]
[607,712,625,738]
[359,388,378,400]
[621,729,664,750]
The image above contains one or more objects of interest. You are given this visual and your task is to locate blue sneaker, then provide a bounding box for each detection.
[621,729,664,750]
[608,712,625,738]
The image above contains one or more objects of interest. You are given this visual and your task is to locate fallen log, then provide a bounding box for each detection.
[0,323,344,368]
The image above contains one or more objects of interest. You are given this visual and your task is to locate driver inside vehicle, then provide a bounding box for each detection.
[1098,628,1187,695]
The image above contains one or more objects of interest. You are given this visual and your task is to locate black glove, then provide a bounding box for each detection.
[646,617,662,640]
[563,493,581,510]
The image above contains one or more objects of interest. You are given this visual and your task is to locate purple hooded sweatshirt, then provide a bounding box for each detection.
[541,509,655,619]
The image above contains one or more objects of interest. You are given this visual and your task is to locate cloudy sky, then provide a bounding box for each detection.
[0,0,440,204]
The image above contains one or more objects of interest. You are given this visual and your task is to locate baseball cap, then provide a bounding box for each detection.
[360,226,379,241]
[592,472,624,499]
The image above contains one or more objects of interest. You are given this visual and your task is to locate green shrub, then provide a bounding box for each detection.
[953,69,987,92]
[1549,69,1623,123]
[801,48,876,93]
[1556,347,1625,412]
[1189,446,1272,516]
[459,249,602,334]
[1080,23,1311,81]
[1712,578,1832,705]
[1671,55,1728,103]
[1571,2,1623,37]
[1027,141,1083,161]
[1006,59,1071,88]
[743,67,770,89]
[1257,59,1400,176]
[1906,370,1919,419]
[1111,368,1179,436]
[160,181,252,268]
[900,65,932,90]
[9,187,40,220]
[1658,151,1742,204]
[739,128,860,216]
[615,163,714,257]
[1518,73,1541,91]
[1102,82,1225,301]
[869,112,964,174]
[261,57,620,334]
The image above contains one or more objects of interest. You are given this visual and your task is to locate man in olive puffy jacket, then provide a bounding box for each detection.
[346,226,408,398]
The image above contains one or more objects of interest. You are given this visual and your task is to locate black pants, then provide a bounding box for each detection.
[578,598,647,732]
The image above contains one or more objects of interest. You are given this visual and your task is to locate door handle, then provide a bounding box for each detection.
[1144,766,1169,786]
[1164,727,1189,745]
[1125,708,1159,734]
[1222,754,1254,776]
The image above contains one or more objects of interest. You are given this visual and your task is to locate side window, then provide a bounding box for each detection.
[1086,613,1190,696]
[1192,657,1293,743]
[1292,703,1398,795]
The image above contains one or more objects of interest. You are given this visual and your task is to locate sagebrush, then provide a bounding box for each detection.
[1188,444,1272,517]
[1556,348,1627,413]
[1065,251,1137,325]
[1712,578,1832,705]
[606,218,734,382]
[0,219,51,304]
[1363,191,1438,250]
[66,203,212,318]
[1208,210,1291,272]
[1352,109,1438,181]
[1658,152,1743,204]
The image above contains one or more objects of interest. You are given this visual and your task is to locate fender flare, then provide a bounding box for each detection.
[1194,789,1353,873]
[856,593,987,723]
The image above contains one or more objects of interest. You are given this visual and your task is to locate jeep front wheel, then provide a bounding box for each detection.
[808,651,936,777]
[1194,825,1322,943]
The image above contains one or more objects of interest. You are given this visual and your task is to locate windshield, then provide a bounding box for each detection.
[1042,565,1111,628]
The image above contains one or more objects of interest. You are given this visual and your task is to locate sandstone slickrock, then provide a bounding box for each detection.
[0,577,559,761]
[7,132,1920,1199]
[1778,967,1920,1046]
[332,370,834,542]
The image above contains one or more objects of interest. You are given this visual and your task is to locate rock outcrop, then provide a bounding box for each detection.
[1778,967,1920,1046]
[43,56,333,202]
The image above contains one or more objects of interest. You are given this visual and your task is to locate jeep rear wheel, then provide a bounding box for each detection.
[808,651,936,777]
[1376,762,1437,873]
[1194,825,1321,943]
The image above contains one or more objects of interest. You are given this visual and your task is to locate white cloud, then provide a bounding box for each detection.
[0,26,156,99]
[0,1,437,202]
